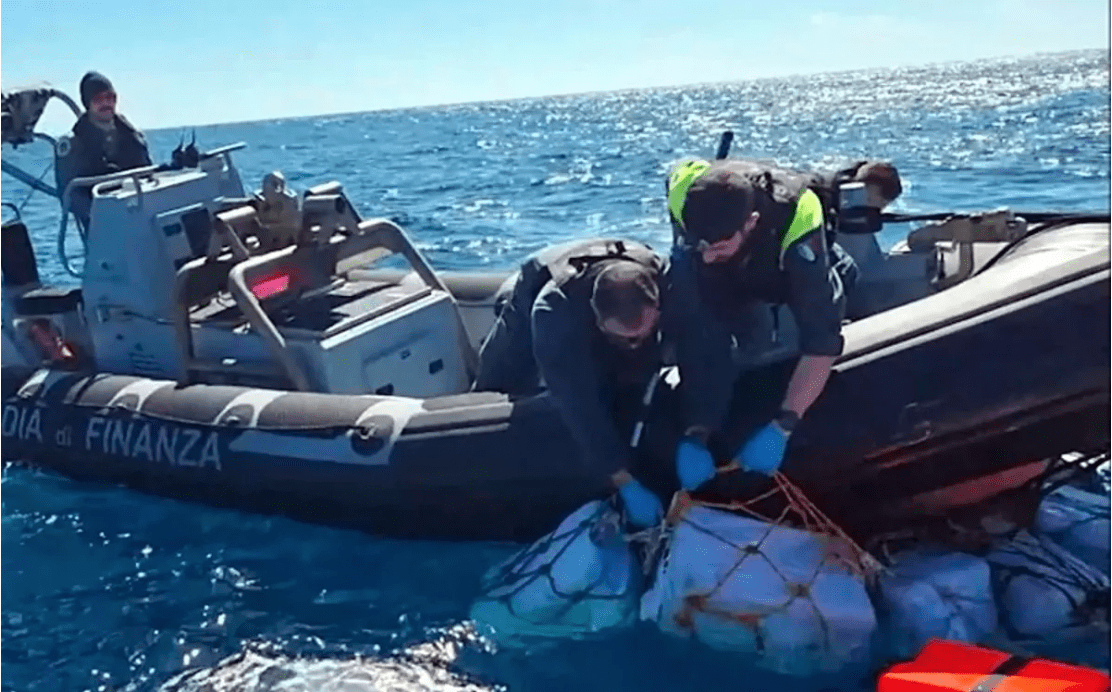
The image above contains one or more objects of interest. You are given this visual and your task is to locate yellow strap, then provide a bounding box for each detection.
[780,188,824,251]
[667,159,712,226]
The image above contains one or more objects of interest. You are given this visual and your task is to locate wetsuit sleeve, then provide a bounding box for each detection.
[664,245,736,434]
[783,229,846,357]
[531,283,631,478]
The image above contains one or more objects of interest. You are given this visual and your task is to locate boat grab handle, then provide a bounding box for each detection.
[226,247,313,392]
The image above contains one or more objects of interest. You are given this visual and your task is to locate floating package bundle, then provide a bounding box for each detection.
[639,504,878,677]
[1036,484,1111,578]
[874,548,999,659]
[469,500,643,646]
[985,529,1110,645]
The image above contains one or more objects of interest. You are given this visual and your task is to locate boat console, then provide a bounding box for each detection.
[170,185,478,395]
[101,159,478,395]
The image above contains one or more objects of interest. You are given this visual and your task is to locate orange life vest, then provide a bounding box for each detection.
[878,639,1111,692]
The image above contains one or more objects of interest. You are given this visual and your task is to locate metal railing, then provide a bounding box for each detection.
[173,217,480,391]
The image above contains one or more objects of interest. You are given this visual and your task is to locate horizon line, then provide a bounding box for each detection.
[138,47,1107,133]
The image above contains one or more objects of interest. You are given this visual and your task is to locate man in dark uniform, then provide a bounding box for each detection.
[55,71,153,228]
[667,157,903,301]
[471,238,679,529]
[668,157,903,241]
[664,159,861,491]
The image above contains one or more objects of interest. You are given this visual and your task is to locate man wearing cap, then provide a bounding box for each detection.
[471,238,679,529]
[55,71,152,228]
[664,158,862,491]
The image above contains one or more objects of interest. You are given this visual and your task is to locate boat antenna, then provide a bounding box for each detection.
[170,132,185,169]
[183,130,200,168]
[715,130,734,160]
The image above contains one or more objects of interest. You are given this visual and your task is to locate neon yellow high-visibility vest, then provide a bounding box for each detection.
[667,159,824,258]
[667,159,712,228]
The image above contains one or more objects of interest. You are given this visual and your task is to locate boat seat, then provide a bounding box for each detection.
[2,218,84,316]
[2,218,41,288]
[14,286,83,316]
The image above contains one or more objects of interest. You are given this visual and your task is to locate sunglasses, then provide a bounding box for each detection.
[685,238,713,253]
[680,233,735,254]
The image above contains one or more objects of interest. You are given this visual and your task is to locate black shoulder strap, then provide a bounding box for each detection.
[969,655,1033,692]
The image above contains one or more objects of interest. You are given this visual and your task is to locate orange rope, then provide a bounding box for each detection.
[667,467,885,580]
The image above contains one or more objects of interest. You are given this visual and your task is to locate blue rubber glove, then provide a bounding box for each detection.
[617,477,664,529]
[735,421,790,476]
[675,437,716,490]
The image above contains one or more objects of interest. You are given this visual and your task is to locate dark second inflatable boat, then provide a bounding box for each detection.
[3,217,1107,542]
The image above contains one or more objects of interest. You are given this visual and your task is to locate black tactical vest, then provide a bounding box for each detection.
[518,237,664,303]
[523,238,668,386]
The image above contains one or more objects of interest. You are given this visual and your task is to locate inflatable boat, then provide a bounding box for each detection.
[2,87,1109,542]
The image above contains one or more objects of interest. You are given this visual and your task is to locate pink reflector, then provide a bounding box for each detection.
[250,272,290,299]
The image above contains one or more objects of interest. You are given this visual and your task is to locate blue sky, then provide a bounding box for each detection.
[2,0,1108,133]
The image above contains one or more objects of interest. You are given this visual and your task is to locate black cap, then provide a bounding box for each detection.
[79,71,114,109]
[681,163,758,245]
[590,261,659,326]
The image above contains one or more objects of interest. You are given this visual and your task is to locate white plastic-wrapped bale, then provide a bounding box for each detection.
[639,506,878,677]
[470,500,642,645]
[1036,485,1110,577]
[986,530,1110,645]
[874,548,999,659]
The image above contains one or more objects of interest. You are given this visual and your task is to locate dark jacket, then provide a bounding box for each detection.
[528,239,677,478]
[55,112,152,225]
[469,238,684,479]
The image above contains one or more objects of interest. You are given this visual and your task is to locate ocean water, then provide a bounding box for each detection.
[2,50,1110,691]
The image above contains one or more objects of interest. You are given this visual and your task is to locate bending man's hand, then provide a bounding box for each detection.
[735,354,836,475]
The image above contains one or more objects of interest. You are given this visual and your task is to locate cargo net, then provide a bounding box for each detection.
[469,499,641,644]
[670,471,887,580]
[641,472,886,676]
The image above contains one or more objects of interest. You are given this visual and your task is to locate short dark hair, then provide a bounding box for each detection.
[681,165,758,244]
[590,261,659,325]
[854,161,903,202]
